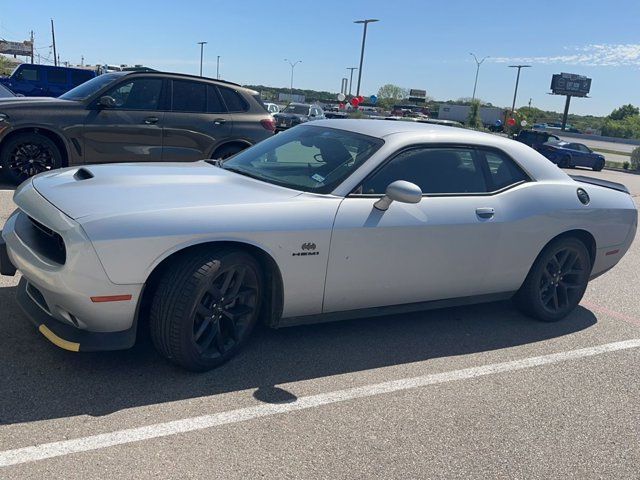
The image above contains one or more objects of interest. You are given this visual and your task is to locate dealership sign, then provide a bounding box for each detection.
[408,88,427,103]
[0,40,33,56]
[550,72,591,97]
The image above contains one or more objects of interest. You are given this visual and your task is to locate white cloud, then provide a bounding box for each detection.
[491,44,640,67]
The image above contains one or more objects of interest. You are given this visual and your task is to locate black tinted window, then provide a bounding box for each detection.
[206,86,226,113]
[219,87,248,112]
[105,78,163,110]
[482,150,528,190]
[362,148,488,195]
[47,68,67,84]
[172,80,206,112]
[15,66,39,81]
[71,70,93,86]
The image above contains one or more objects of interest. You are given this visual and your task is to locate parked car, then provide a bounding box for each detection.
[0,84,17,98]
[273,103,325,132]
[538,141,605,171]
[263,102,280,115]
[0,64,96,97]
[0,71,275,183]
[515,129,560,150]
[1,120,636,371]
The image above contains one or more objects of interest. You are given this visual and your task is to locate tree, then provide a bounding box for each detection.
[0,55,14,76]
[609,104,639,121]
[467,100,483,129]
[631,146,640,171]
[377,84,408,109]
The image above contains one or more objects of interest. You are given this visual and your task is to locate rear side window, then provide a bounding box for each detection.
[481,150,528,191]
[47,68,67,84]
[219,87,248,112]
[206,85,226,113]
[71,70,93,86]
[172,80,206,112]
[15,66,40,81]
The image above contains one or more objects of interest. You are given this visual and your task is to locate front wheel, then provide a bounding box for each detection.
[0,133,64,184]
[150,249,262,371]
[514,237,591,322]
[593,159,605,171]
[557,155,570,169]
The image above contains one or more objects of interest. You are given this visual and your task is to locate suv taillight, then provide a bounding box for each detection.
[261,118,276,132]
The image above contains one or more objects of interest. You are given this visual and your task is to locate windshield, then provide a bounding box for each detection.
[0,84,15,98]
[221,125,383,194]
[283,104,310,115]
[59,73,123,101]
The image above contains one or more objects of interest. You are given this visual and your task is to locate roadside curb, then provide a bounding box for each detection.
[604,167,640,176]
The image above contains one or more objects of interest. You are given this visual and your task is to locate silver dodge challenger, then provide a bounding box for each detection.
[1,120,637,371]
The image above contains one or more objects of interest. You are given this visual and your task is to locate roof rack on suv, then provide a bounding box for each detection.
[125,70,242,88]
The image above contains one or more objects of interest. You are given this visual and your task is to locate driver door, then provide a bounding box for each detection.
[82,77,165,164]
[323,146,515,313]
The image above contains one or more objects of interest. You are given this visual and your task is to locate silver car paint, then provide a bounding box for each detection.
[3,120,637,335]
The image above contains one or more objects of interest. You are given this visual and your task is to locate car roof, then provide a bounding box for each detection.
[310,119,498,139]
[121,70,243,88]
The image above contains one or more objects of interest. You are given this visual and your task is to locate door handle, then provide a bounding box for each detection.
[144,116,159,125]
[213,118,226,125]
[476,207,495,219]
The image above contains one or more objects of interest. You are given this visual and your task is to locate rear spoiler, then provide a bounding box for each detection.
[570,175,630,194]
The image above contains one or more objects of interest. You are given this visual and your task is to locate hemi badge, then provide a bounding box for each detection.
[90,294,133,303]
[605,249,620,256]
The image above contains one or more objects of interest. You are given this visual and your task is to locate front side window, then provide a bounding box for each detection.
[172,80,206,112]
[47,68,67,84]
[105,78,163,110]
[60,73,122,101]
[221,125,383,194]
[361,147,488,195]
[15,66,40,81]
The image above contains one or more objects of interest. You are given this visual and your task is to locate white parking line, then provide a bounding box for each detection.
[1,339,639,468]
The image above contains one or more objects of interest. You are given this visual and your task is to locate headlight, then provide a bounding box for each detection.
[0,113,8,122]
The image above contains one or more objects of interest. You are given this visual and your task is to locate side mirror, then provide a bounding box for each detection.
[374,180,422,211]
[98,95,116,108]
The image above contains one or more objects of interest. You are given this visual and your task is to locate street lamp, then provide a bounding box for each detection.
[284,59,302,100]
[353,19,379,97]
[509,64,531,116]
[217,55,221,79]
[197,41,207,77]
[470,53,489,102]
[346,67,358,96]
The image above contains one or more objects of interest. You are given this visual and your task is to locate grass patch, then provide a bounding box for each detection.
[593,148,631,157]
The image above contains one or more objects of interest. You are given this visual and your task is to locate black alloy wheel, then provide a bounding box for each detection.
[150,249,262,371]
[515,237,591,322]
[0,133,63,184]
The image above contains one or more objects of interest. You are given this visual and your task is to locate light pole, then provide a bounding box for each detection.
[284,59,302,100]
[470,53,488,102]
[509,64,531,116]
[346,67,358,96]
[216,55,221,79]
[197,41,207,77]
[353,19,379,97]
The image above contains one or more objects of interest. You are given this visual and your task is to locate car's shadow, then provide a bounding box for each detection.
[0,284,597,425]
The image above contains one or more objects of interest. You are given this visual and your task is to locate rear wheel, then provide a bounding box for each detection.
[557,155,571,168]
[515,237,591,322]
[0,132,63,184]
[150,249,262,371]
[213,144,247,161]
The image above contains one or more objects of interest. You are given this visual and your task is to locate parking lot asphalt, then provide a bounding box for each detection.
[0,168,639,479]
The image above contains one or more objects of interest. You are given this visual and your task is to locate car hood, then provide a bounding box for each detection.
[0,97,79,108]
[30,162,302,221]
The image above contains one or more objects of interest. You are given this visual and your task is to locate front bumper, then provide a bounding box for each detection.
[0,232,16,276]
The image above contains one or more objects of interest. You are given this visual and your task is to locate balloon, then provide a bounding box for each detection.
[337,93,346,102]
[369,95,378,104]
[520,120,528,127]
[339,102,345,109]
[507,117,516,126]
[494,119,502,126]
[357,96,365,103]
[350,97,360,107]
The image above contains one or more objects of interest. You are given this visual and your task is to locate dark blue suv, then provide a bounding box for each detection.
[0,64,96,97]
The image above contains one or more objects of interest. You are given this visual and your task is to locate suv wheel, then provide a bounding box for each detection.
[213,144,247,161]
[0,132,64,184]
[557,155,570,168]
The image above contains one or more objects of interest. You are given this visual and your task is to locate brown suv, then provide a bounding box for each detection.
[0,71,275,183]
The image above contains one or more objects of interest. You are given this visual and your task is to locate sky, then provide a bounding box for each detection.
[1,0,639,116]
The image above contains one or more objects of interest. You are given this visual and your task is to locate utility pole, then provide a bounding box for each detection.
[284,59,302,100]
[508,64,531,116]
[216,55,220,79]
[469,53,488,102]
[197,41,207,77]
[30,30,34,64]
[81,55,84,67]
[346,67,358,96]
[51,19,58,66]
[353,19,379,97]
[528,97,532,109]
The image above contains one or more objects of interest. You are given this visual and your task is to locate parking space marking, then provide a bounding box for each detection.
[582,301,640,327]
[1,339,639,468]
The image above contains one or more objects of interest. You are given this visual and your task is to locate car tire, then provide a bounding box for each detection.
[0,132,64,184]
[593,160,605,171]
[514,237,591,322]
[557,155,570,169]
[213,144,247,161]
[149,248,262,371]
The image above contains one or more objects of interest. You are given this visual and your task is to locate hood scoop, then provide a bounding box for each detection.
[73,167,94,181]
